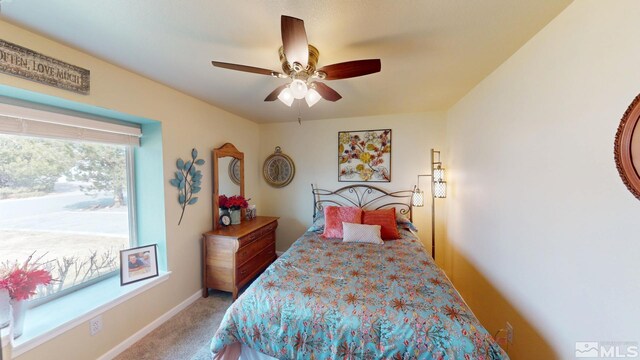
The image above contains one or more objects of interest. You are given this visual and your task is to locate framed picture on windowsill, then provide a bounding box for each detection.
[120,244,159,286]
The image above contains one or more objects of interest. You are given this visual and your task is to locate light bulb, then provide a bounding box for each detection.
[277,87,294,107]
[305,89,321,107]
[289,79,308,99]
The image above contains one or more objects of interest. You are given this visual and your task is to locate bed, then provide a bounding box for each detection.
[211,185,508,360]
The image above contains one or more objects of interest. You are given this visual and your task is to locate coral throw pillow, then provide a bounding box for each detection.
[321,206,362,239]
[363,208,400,240]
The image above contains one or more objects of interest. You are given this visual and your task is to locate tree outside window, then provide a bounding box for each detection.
[0,134,133,301]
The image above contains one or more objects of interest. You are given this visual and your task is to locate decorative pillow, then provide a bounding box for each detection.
[363,208,400,240]
[342,223,383,245]
[321,206,362,239]
[396,212,418,232]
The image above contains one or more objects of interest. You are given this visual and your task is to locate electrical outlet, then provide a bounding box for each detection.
[89,315,103,336]
[506,322,514,344]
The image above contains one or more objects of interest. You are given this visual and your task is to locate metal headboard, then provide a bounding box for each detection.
[312,184,413,221]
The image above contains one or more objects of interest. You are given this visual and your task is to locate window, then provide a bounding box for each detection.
[0,103,141,304]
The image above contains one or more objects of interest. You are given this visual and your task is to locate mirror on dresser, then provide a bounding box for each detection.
[212,143,244,230]
[219,157,241,195]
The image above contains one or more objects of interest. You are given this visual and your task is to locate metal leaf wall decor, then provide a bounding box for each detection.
[169,148,205,225]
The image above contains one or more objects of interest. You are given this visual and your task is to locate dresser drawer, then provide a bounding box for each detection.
[237,246,276,284]
[236,232,275,266]
[260,222,277,236]
[238,230,261,248]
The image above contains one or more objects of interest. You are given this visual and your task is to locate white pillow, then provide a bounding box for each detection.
[342,222,383,245]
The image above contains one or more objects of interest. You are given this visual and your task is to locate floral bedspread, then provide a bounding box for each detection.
[211,229,508,360]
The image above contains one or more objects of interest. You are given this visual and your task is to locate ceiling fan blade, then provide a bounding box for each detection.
[211,61,280,76]
[281,15,309,68]
[264,84,289,101]
[318,59,381,80]
[312,82,342,102]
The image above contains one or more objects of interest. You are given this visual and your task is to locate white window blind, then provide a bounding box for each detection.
[0,102,141,145]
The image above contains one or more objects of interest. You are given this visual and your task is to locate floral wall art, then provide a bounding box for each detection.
[338,129,391,182]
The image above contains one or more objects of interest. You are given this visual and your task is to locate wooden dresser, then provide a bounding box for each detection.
[202,216,278,299]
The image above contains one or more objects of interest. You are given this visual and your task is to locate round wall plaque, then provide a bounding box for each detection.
[263,146,295,188]
[228,158,241,185]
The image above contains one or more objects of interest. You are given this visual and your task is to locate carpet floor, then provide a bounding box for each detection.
[114,290,232,360]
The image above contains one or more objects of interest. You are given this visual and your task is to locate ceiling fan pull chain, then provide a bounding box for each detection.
[297,101,302,125]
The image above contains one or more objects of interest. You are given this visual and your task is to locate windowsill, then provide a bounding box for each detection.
[11,271,171,357]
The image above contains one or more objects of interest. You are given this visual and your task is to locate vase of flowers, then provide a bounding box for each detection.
[229,209,241,225]
[10,299,27,338]
[0,254,52,338]
[218,195,248,225]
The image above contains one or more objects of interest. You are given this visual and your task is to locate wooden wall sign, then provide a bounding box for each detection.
[615,93,640,200]
[0,39,90,94]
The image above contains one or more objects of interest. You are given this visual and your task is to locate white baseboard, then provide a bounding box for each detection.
[276,250,284,257]
[98,289,202,360]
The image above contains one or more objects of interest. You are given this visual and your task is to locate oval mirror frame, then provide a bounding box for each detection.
[615,93,640,200]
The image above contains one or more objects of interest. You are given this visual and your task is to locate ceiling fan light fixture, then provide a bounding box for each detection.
[277,87,294,106]
[211,16,382,110]
[305,88,321,107]
[290,79,308,99]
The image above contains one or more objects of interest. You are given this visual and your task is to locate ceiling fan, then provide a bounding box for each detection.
[211,15,381,108]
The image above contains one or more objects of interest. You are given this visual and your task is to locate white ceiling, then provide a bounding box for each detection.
[0,0,571,123]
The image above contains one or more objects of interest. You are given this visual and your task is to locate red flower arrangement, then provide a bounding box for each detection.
[0,254,53,301]
[218,195,249,210]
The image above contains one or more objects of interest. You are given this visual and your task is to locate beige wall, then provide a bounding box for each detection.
[446,1,640,358]
[0,19,261,360]
[258,112,450,270]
